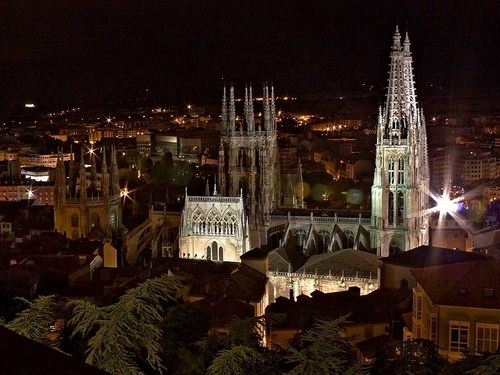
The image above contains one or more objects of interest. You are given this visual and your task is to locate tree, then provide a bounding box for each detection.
[206,345,263,375]
[284,317,360,375]
[371,339,448,375]
[470,354,500,375]
[69,275,183,375]
[6,295,60,348]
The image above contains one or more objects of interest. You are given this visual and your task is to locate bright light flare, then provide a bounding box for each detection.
[436,194,458,214]
[120,188,129,198]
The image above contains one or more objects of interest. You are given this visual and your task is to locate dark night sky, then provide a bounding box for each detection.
[0,0,499,107]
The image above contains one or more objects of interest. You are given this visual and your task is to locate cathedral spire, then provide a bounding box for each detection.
[382,24,418,144]
[392,25,401,50]
[403,30,411,52]
[222,85,228,134]
[270,83,276,132]
[371,26,429,257]
[244,83,255,132]
[263,83,270,131]
[229,84,236,133]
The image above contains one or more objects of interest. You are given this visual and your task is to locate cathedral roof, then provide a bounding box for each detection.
[296,249,379,278]
[268,246,306,272]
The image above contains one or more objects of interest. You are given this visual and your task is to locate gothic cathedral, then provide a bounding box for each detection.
[371,26,430,257]
[218,83,281,247]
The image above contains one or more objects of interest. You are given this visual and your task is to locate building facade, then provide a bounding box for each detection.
[178,190,250,262]
[371,26,430,257]
[54,146,122,239]
[218,84,281,247]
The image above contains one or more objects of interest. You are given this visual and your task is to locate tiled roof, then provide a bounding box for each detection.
[411,260,500,309]
[240,247,269,260]
[151,258,267,303]
[268,246,305,272]
[380,245,488,268]
[296,249,379,278]
[266,288,412,329]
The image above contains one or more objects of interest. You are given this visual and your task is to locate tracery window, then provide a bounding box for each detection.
[341,230,354,249]
[207,208,222,235]
[191,207,205,234]
[318,229,331,253]
[223,209,238,235]
[295,229,307,252]
[388,159,395,184]
[398,157,405,184]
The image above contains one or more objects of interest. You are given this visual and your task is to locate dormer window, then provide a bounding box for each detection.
[483,287,495,298]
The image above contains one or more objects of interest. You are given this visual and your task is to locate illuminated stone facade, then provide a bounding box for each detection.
[54,146,122,240]
[178,191,250,262]
[371,26,430,256]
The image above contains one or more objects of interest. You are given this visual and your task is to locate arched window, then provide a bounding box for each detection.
[397,192,405,226]
[207,208,222,235]
[71,213,79,228]
[341,230,355,249]
[210,241,223,261]
[388,159,395,185]
[211,241,218,260]
[388,191,395,226]
[389,241,402,256]
[295,229,307,252]
[191,207,205,234]
[318,230,331,253]
[223,209,238,235]
[398,157,405,184]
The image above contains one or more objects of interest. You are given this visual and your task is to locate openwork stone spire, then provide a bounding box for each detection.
[381,25,419,145]
[371,26,429,257]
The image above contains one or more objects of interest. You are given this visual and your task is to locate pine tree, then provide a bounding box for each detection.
[284,317,359,375]
[6,295,59,348]
[69,275,183,375]
[206,345,263,375]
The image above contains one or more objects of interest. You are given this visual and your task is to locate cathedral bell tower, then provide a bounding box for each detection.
[371,26,429,257]
[218,83,280,247]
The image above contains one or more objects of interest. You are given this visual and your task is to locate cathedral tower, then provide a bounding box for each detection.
[54,145,122,240]
[371,26,429,256]
[218,83,280,247]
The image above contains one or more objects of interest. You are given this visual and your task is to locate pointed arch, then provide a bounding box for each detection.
[295,228,307,252]
[222,207,238,235]
[398,157,405,184]
[207,207,222,235]
[317,229,331,254]
[191,206,205,234]
[341,230,355,249]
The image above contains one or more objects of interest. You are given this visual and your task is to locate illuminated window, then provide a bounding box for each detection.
[450,321,469,353]
[476,324,499,353]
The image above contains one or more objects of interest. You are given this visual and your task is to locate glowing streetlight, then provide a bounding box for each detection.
[121,188,129,198]
[26,187,35,199]
[436,194,458,214]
